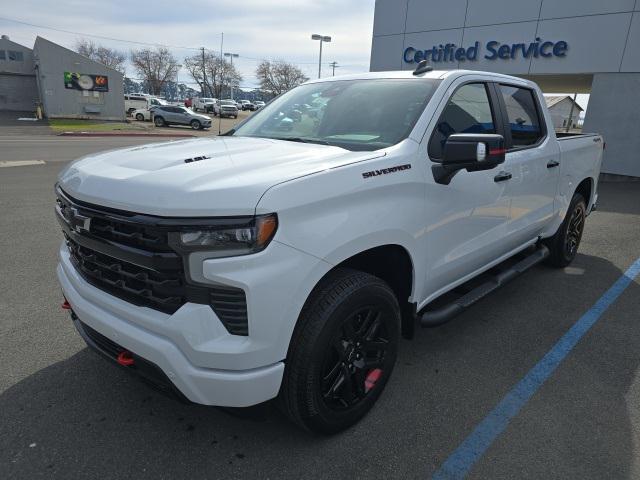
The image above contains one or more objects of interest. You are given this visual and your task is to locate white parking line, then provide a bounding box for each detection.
[0,160,46,168]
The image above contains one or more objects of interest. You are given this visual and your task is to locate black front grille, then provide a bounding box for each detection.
[56,188,249,335]
[67,237,186,313]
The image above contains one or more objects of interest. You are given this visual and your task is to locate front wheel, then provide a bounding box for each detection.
[279,269,400,434]
[190,119,201,130]
[135,113,145,121]
[543,193,587,267]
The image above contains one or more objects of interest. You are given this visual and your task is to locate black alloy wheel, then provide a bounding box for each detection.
[321,307,389,410]
[543,192,587,267]
[565,202,585,258]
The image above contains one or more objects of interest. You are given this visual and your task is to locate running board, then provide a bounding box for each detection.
[419,245,550,328]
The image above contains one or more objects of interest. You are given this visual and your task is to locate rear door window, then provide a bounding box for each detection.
[428,83,496,159]
[498,85,543,147]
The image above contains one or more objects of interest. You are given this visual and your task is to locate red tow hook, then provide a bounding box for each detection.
[117,351,135,367]
[61,299,71,310]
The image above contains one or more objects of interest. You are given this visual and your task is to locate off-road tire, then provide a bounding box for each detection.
[543,193,587,268]
[279,268,400,434]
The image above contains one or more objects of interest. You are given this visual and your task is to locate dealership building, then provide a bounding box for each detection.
[371,0,640,177]
[0,35,124,120]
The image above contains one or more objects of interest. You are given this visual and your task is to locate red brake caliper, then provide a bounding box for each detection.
[364,368,383,393]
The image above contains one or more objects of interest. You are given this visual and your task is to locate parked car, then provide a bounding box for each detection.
[239,100,256,111]
[132,108,151,121]
[55,69,603,434]
[254,100,266,109]
[213,99,239,118]
[124,95,166,115]
[192,97,216,113]
[150,105,212,129]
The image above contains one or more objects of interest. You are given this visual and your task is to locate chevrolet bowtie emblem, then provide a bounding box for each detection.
[69,207,91,233]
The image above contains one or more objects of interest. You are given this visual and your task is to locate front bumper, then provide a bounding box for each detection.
[57,237,331,406]
[58,251,285,407]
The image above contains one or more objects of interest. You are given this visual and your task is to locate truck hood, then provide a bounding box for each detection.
[58,136,384,216]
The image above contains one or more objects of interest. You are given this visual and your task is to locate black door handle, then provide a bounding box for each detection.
[547,160,560,168]
[494,171,512,182]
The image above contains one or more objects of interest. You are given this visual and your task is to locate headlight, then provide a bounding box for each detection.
[175,213,278,257]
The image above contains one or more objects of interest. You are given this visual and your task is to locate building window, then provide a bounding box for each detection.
[8,50,24,61]
[0,50,5,60]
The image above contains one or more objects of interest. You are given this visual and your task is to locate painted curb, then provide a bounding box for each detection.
[57,131,196,138]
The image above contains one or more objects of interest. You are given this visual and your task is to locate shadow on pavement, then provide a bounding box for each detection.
[1,254,638,479]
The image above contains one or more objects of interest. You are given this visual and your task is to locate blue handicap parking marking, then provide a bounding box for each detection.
[432,257,640,480]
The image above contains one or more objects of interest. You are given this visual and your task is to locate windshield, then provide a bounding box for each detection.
[220,100,235,106]
[232,78,441,151]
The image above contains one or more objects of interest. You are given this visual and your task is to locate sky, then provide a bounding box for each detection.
[0,0,376,89]
[0,2,589,109]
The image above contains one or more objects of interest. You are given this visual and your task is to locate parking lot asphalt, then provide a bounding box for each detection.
[1,138,639,479]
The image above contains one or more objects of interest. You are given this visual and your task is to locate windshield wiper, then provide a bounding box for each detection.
[270,136,331,146]
[220,128,235,136]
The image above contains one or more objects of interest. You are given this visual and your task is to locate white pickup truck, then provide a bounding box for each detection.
[55,67,603,433]
[191,97,216,113]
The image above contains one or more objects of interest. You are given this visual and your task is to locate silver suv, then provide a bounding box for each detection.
[151,106,212,130]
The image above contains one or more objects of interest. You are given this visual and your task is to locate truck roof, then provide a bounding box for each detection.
[304,69,535,88]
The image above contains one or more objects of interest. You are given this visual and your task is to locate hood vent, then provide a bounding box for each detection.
[184,155,211,164]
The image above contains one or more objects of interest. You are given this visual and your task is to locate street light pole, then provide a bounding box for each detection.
[329,61,339,76]
[224,52,239,100]
[175,64,182,101]
[311,34,331,79]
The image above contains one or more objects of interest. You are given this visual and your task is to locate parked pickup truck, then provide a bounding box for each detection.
[191,97,216,113]
[55,67,603,434]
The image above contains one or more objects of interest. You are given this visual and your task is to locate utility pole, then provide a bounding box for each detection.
[329,61,339,76]
[224,52,239,100]
[566,92,578,133]
[200,47,209,97]
[311,34,331,78]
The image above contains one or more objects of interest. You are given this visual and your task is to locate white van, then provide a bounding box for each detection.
[124,95,166,115]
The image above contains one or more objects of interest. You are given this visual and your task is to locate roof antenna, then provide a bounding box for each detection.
[413,60,433,76]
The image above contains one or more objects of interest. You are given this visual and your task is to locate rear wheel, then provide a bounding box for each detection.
[279,268,400,434]
[543,193,587,267]
[154,116,165,127]
[190,119,201,130]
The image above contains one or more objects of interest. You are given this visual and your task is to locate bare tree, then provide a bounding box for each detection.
[130,47,179,96]
[256,60,308,96]
[184,51,242,98]
[75,39,126,74]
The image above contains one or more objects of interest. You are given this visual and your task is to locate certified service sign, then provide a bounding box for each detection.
[64,72,109,92]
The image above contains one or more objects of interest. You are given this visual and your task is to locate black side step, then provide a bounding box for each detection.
[419,245,549,328]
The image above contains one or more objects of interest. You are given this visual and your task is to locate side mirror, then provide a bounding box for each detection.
[433,133,505,185]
